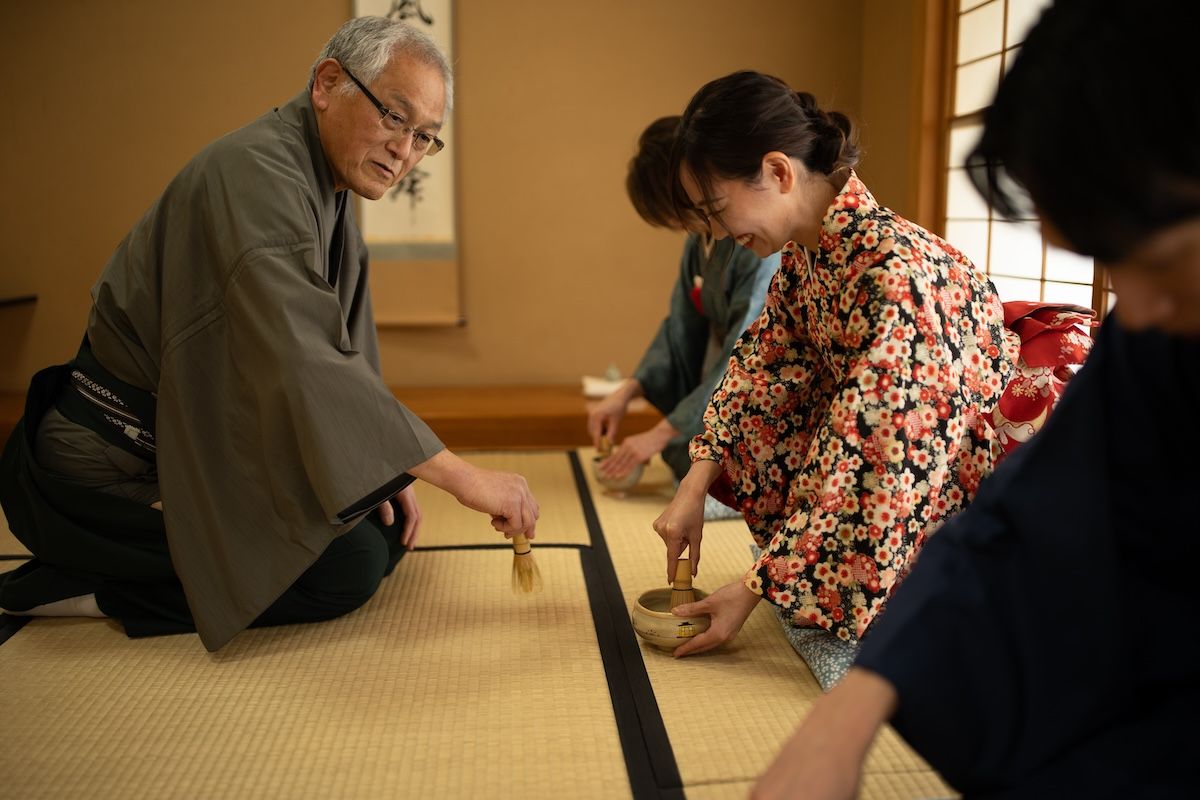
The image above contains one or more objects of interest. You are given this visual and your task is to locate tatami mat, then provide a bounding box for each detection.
[412,450,590,547]
[660,774,954,800]
[1,449,954,798]
[681,781,757,800]
[0,547,630,799]
[579,448,955,798]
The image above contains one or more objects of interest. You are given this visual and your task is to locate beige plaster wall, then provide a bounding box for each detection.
[857,0,925,226]
[0,0,925,392]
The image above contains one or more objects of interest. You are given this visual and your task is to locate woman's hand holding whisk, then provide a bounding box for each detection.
[653,493,704,584]
[653,460,723,582]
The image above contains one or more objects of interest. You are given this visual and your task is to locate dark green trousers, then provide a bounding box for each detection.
[0,363,406,639]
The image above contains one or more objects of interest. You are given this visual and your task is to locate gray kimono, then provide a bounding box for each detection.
[86,91,444,650]
[633,235,779,479]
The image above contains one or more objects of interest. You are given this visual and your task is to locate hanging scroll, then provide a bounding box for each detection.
[353,0,460,325]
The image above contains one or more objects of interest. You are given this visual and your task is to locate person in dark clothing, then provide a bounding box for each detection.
[751,0,1200,797]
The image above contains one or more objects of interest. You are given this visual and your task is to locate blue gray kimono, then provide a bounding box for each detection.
[633,234,778,480]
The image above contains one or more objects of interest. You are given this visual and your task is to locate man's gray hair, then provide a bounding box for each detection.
[310,16,453,111]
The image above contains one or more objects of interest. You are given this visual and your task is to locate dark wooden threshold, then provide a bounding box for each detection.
[393,385,660,450]
[0,385,661,452]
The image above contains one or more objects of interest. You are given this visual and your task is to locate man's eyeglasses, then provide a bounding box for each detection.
[341,64,445,156]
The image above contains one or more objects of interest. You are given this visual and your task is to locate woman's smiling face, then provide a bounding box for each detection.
[679,165,793,258]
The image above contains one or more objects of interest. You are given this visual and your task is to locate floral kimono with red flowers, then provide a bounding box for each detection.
[691,172,1018,641]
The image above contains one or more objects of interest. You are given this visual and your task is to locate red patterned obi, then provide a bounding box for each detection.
[990,301,1097,457]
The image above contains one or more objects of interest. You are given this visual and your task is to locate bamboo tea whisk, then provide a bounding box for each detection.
[511,533,543,595]
[670,557,695,609]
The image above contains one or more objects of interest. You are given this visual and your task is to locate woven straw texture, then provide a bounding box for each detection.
[673,774,955,800]
[1,449,954,798]
[412,450,590,547]
[579,448,955,798]
[0,547,630,799]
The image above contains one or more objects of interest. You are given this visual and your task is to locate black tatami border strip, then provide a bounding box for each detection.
[568,451,684,800]
[0,453,687,800]
[413,542,582,552]
[413,459,685,799]
[0,612,31,646]
[0,555,32,647]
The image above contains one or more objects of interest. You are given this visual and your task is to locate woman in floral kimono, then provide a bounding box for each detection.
[753,1,1199,795]
[653,71,1018,656]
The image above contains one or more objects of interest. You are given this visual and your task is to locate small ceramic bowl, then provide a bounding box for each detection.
[631,587,710,651]
[591,455,644,493]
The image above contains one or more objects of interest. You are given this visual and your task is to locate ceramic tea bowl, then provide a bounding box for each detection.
[631,587,710,651]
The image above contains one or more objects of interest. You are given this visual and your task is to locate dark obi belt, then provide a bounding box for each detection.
[55,338,157,462]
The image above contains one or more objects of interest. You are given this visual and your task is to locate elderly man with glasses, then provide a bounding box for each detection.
[0,17,540,652]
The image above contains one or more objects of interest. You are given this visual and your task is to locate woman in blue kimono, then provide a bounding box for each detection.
[589,116,778,507]
[751,0,1200,797]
